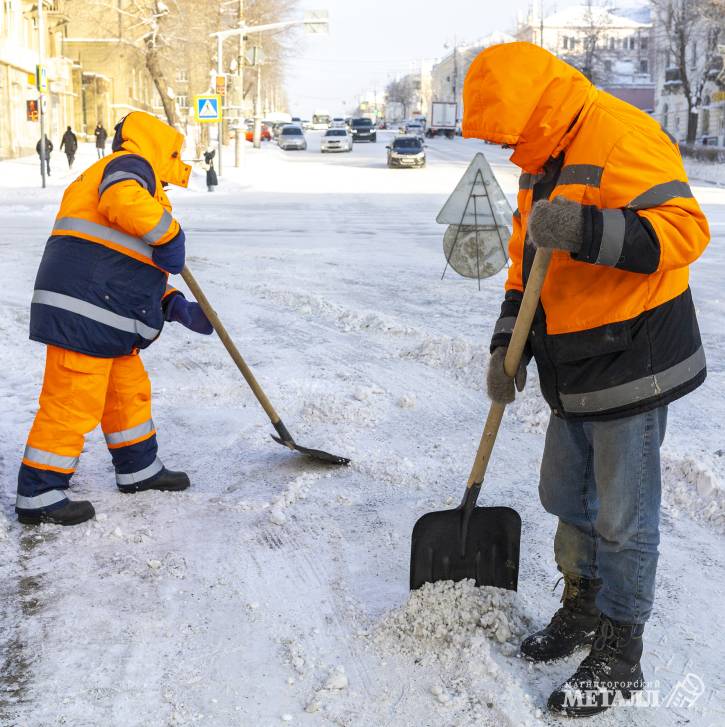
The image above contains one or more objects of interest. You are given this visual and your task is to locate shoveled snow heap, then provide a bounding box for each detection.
[376,579,529,660]
[374,580,545,727]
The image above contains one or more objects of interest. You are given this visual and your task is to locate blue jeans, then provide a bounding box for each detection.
[539,407,667,624]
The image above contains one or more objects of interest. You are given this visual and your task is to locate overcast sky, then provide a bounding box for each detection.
[285,0,535,118]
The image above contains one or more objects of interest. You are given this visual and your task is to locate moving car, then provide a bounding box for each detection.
[277,124,307,151]
[320,127,353,153]
[350,117,376,142]
[404,121,424,138]
[330,117,347,129]
[386,135,426,168]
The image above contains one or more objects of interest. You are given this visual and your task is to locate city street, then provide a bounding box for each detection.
[0,134,723,726]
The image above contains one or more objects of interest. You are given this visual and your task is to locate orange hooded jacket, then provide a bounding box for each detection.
[463,43,709,419]
[30,112,192,358]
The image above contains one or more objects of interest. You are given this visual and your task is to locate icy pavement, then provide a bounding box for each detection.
[0,135,723,726]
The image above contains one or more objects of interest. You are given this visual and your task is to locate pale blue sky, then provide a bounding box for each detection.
[285,0,534,117]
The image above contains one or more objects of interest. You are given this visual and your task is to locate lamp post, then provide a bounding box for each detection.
[37,0,47,189]
[210,10,329,168]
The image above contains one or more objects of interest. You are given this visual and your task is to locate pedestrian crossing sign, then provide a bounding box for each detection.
[194,94,222,123]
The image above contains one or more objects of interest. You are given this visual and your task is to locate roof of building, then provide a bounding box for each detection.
[545,4,650,30]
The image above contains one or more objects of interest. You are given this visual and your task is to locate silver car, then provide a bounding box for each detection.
[320,127,353,153]
[278,125,307,151]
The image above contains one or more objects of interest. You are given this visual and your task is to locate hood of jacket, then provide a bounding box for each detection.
[112,111,191,188]
[462,42,598,173]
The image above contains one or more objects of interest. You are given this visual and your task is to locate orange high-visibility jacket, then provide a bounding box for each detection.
[463,42,709,419]
[30,112,191,357]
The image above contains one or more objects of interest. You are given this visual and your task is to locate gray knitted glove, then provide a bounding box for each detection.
[486,347,527,405]
[527,196,584,253]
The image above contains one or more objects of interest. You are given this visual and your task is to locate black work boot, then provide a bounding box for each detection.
[117,467,190,494]
[16,498,95,526]
[548,616,645,717]
[520,575,601,662]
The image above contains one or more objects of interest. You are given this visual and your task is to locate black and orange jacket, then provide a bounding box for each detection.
[463,42,709,419]
[30,112,191,357]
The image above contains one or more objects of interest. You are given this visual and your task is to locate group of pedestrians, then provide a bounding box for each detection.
[35,122,109,176]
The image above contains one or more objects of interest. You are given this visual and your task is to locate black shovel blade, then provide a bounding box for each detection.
[270,435,351,466]
[410,505,521,591]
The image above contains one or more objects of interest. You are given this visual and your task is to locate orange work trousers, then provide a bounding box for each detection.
[17,345,161,508]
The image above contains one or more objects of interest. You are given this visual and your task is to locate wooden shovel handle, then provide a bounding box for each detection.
[180,265,282,425]
[466,247,552,488]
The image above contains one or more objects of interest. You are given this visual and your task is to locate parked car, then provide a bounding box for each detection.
[350,117,376,142]
[320,127,353,153]
[278,124,307,150]
[386,135,426,168]
[245,123,271,142]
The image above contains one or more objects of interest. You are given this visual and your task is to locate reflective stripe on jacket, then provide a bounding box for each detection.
[463,43,709,419]
[30,112,187,357]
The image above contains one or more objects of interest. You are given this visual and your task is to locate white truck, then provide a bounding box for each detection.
[426,101,457,138]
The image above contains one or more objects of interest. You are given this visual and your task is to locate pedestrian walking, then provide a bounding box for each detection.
[463,42,709,717]
[60,126,78,169]
[16,111,212,527]
[36,135,52,177]
[94,122,108,158]
[203,147,218,192]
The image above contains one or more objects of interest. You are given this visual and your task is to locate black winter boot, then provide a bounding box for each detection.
[117,467,190,494]
[17,498,95,526]
[547,616,645,717]
[520,575,601,662]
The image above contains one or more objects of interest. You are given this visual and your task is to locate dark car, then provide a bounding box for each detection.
[386,135,426,168]
[350,117,376,143]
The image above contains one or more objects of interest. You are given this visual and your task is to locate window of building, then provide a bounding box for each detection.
[562,36,568,50]
[640,59,648,74]
[605,60,612,72]
[176,69,189,82]
[609,37,615,50]
[176,95,188,109]
[640,36,648,52]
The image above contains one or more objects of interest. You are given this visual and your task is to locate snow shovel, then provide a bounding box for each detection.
[180,265,350,465]
[410,247,552,591]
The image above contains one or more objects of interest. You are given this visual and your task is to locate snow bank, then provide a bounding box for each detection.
[662,452,725,533]
[685,158,725,187]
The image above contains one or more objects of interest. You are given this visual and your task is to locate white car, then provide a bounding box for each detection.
[330,117,347,129]
[278,125,307,151]
[320,128,353,153]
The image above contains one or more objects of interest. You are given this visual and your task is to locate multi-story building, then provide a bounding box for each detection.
[654,20,725,146]
[0,0,75,159]
[516,3,655,111]
[62,0,158,138]
[430,32,514,126]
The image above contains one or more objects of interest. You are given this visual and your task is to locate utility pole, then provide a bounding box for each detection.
[540,0,545,48]
[235,0,244,167]
[215,33,224,175]
[37,0,47,189]
[253,48,262,148]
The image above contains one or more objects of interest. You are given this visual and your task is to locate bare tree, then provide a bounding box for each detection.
[560,0,612,84]
[652,0,724,142]
[385,77,416,119]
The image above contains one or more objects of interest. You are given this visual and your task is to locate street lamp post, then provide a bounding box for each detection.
[37,0,47,189]
[210,10,329,166]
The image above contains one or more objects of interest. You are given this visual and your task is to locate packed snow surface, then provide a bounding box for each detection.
[0,137,723,726]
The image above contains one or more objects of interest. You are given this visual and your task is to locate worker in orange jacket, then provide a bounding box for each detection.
[17,112,212,527]
[463,43,709,717]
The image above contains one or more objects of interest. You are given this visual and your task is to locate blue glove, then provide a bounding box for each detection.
[152,228,185,274]
[164,294,213,335]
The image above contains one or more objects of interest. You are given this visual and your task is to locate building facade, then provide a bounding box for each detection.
[516,3,655,111]
[0,0,75,159]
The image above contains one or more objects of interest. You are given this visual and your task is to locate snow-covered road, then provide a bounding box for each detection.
[0,134,723,726]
